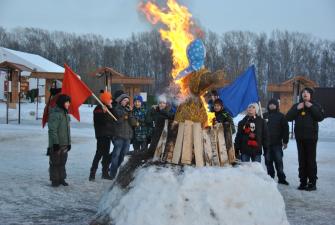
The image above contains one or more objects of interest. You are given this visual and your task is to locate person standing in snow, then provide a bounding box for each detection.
[109,93,137,179]
[212,99,236,134]
[89,91,115,181]
[234,103,269,162]
[147,95,175,154]
[286,87,324,191]
[263,99,290,185]
[132,95,149,153]
[48,94,71,187]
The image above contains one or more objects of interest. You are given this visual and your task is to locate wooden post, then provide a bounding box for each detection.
[209,127,220,166]
[164,121,178,163]
[172,122,185,164]
[202,129,213,166]
[153,120,168,161]
[216,124,228,166]
[223,122,236,164]
[181,120,193,165]
[193,122,204,167]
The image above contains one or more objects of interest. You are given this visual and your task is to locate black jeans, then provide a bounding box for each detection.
[265,145,286,181]
[90,137,112,172]
[296,139,318,185]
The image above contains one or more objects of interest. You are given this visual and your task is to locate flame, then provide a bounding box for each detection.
[140,0,213,126]
[201,96,215,127]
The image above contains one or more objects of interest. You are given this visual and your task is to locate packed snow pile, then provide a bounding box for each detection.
[94,163,289,225]
[319,117,335,138]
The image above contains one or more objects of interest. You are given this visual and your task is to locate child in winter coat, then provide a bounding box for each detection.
[48,94,71,187]
[89,91,115,181]
[286,87,324,191]
[234,103,269,163]
[263,99,290,185]
[147,95,175,154]
[212,99,236,134]
[109,93,137,179]
[132,95,148,153]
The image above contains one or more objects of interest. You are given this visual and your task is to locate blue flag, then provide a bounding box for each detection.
[217,65,259,117]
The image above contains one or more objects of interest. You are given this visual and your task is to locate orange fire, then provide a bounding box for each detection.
[140,0,214,126]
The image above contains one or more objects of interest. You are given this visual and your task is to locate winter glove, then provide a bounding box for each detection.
[53,144,60,151]
[67,145,71,151]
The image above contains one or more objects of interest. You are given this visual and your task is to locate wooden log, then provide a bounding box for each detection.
[223,122,236,164]
[171,122,185,164]
[202,129,212,166]
[181,120,193,165]
[209,127,220,166]
[216,124,229,166]
[193,122,204,167]
[164,121,179,163]
[153,120,168,161]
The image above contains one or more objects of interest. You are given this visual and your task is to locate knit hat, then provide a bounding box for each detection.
[100,91,112,105]
[134,95,143,103]
[267,98,279,111]
[116,93,130,103]
[157,94,167,103]
[113,90,125,101]
[248,102,259,114]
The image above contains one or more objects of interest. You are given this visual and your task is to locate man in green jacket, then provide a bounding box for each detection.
[48,94,71,187]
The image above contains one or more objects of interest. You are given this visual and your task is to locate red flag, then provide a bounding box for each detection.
[61,64,92,121]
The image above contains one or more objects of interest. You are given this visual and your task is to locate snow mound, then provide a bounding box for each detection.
[96,163,289,225]
[319,117,335,138]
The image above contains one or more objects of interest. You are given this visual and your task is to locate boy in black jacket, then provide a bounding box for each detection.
[234,103,269,162]
[212,99,235,134]
[286,87,324,191]
[264,99,289,185]
[89,91,114,181]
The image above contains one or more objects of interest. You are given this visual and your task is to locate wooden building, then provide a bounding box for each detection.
[267,76,318,113]
[90,67,154,104]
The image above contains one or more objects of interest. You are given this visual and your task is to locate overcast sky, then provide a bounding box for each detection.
[1,0,334,40]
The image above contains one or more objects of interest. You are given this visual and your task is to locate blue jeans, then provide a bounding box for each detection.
[109,137,130,178]
[241,154,261,163]
[265,145,286,181]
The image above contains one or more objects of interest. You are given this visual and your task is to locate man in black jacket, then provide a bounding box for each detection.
[286,87,324,191]
[234,103,269,162]
[89,91,115,181]
[264,99,289,185]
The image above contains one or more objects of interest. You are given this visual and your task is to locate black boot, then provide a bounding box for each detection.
[278,179,289,185]
[298,182,307,190]
[306,182,316,191]
[89,169,96,181]
[51,181,60,187]
[102,169,113,180]
[60,180,69,186]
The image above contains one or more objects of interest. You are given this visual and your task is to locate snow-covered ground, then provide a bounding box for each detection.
[0,103,335,225]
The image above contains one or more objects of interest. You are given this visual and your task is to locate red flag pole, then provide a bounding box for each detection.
[91,93,117,121]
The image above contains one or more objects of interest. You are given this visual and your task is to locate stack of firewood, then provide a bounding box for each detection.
[153,120,236,167]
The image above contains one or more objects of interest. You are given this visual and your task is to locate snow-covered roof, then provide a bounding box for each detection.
[0,47,64,73]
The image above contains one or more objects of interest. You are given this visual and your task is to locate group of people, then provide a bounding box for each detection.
[46,86,324,192]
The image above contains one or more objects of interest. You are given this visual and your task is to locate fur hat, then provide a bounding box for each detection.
[100,91,112,105]
[248,102,259,114]
[115,93,130,103]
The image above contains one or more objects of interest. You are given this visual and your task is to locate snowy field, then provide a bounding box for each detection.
[0,103,335,225]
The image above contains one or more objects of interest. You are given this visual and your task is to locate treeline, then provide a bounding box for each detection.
[0,27,334,100]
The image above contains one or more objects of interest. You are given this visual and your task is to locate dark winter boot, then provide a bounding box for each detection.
[278,179,289,185]
[51,181,60,187]
[298,183,307,190]
[60,180,69,186]
[102,169,113,180]
[306,183,316,191]
[89,170,96,181]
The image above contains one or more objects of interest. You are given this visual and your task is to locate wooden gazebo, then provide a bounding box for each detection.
[90,67,154,103]
[267,76,318,113]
